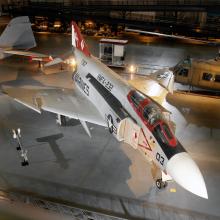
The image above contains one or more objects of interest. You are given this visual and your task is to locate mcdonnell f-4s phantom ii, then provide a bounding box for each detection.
[2,21,208,199]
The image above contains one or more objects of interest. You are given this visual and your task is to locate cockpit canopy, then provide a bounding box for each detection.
[129,90,163,126]
[128,90,177,147]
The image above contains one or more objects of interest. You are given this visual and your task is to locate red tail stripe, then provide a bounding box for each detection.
[72,21,91,57]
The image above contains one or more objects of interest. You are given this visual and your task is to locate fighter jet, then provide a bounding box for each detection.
[0,16,52,62]
[2,21,208,199]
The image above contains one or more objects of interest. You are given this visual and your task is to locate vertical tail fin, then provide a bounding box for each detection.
[0,16,36,49]
[72,21,91,57]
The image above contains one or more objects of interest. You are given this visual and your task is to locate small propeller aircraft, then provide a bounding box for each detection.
[1,17,208,199]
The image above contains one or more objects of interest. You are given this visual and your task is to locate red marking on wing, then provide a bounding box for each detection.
[134,132,137,139]
[138,128,152,151]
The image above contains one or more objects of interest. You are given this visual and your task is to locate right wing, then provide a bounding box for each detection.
[128,68,174,108]
[2,86,106,127]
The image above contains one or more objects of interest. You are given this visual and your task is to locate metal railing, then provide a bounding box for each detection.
[0,190,125,220]
[29,0,220,6]
[5,0,220,11]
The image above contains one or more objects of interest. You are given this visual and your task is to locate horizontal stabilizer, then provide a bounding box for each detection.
[150,68,174,93]
[44,51,74,67]
[44,58,63,67]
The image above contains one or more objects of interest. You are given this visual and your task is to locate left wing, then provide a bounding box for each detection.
[3,86,106,128]
[128,68,174,109]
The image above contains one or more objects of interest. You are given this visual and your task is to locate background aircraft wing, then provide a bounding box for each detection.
[4,49,75,67]
[128,69,174,111]
[3,50,49,58]
[3,50,52,61]
[125,28,219,46]
[2,87,106,127]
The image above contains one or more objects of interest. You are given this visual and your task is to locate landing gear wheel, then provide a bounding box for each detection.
[60,115,67,126]
[21,161,29,166]
[156,178,162,189]
[156,178,167,189]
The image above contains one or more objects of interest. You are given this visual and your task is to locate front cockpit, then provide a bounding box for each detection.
[128,90,163,127]
[127,90,177,148]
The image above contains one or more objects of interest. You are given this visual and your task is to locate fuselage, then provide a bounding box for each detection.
[73,49,185,172]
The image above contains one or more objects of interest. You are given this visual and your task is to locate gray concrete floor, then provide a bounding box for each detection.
[0,30,220,219]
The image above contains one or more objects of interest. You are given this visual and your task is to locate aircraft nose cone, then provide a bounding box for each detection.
[166,152,208,199]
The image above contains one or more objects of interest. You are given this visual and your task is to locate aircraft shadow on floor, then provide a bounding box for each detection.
[36,133,71,169]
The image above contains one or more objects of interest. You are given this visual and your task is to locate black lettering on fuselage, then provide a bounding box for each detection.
[97,74,114,92]
[86,73,128,120]
[74,73,89,96]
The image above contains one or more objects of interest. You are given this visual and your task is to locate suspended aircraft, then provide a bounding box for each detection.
[1,18,208,199]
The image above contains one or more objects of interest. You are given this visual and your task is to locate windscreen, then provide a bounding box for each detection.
[129,90,145,108]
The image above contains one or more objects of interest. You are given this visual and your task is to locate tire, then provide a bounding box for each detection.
[60,115,67,126]
[156,178,162,189]
[107,114,114,134]
[21,161,29,166]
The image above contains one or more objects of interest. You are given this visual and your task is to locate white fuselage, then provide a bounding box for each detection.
[73,49,170,171]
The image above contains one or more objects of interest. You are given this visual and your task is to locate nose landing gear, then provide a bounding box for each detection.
[151,162,171,189]
[156,178,168,189]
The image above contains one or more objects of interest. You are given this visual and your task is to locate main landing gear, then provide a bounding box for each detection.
[56,114,67,126]
[156,178,168,189]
